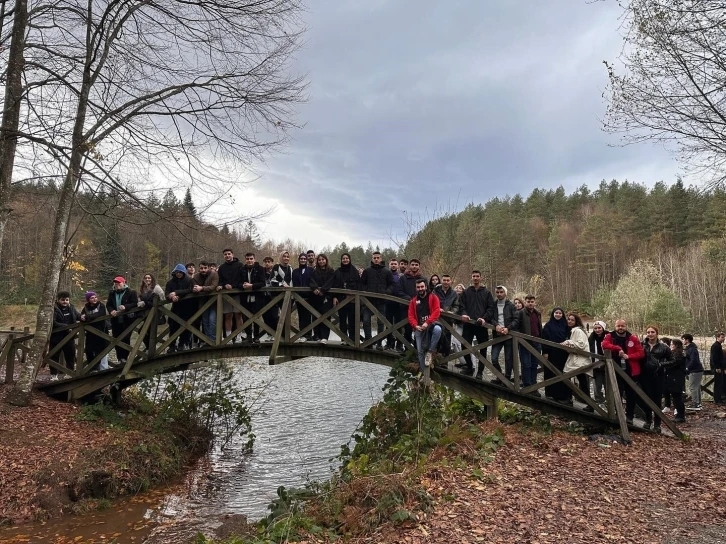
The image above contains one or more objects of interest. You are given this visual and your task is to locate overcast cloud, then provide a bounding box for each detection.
[238,0,679,249]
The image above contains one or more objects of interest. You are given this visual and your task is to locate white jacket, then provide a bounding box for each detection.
[563,326,591,374]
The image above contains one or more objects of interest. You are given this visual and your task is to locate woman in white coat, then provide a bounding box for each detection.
[562,312,593,409]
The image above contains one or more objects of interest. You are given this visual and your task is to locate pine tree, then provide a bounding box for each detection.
[182,188,197,218]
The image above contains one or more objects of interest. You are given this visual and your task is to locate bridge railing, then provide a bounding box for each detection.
[17,288,684,437]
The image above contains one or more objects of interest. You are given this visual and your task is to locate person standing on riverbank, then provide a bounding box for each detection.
[49,291,80,379]
[710,332,725,405]
[682,333,703,410]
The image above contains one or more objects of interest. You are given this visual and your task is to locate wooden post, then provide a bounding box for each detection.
[354,293,361,349]
[216,291,223,346]
[3,334,15,384]
[604,353,631,442]
[76,324,85,377]
[148,297,159,357]
[512,336,520,392]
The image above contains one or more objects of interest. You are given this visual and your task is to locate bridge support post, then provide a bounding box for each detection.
[604,353,631,442]
[148,297,159,358]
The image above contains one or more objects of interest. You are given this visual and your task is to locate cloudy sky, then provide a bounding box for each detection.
[229,0,679,249]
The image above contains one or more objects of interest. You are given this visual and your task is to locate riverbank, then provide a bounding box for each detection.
[0,384,212,526]
[203,364,726,544]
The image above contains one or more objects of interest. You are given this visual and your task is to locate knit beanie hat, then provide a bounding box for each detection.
[85,291,97,301]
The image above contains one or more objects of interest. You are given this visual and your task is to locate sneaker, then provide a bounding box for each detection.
[642,421,652,430]
[424,351,433,367]
[297,336,307,343]
[662,406,671,414]
[50,375,59,382]
[686,404,702,411]
[320,339,328,345]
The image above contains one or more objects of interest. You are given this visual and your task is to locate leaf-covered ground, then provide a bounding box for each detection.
[346,406,726,544]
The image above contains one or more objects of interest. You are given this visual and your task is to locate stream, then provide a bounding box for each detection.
[0,357,391,543]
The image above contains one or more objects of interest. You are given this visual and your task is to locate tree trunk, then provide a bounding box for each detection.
[0,0,29,266]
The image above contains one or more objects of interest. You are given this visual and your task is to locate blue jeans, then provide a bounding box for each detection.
[491,338,513,379]
[202,307,217,343]
[414,323,443,372]
[519,342,540,387]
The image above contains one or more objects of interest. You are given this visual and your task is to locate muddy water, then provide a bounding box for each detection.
[0,357,390,543]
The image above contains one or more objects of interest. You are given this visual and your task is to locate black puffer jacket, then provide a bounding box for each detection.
[361,262,394,295]
[310,266,336,294]
[335,262,364,292]
[459,285,495,322]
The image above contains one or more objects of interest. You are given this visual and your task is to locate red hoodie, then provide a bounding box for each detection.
[408,292,441,327]
[602,331,645,377]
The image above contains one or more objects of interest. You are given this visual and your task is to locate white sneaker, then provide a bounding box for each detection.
[296,336,307,343]
[50,375,59,382]
[320,339,328,344]
[662,407,671,414]
[425,352,433,367]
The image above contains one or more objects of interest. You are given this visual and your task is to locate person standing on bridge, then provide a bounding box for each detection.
[241,253,265,344]
[334,253,363,343]
[309,254,336,344]
[49,291,81,379]
[490,286,519,384]
[408,278,443,371]
[542,308,572,404]
[361,251,394,350]
[397,259,427,349]
[216,249,244,342]
[458,270,495,377]
[293,253,314,342]
[514,295,542,393]
[80,291,110,372]
[433,274,459,359]
[166,264,196,352]
[139,273,166,350]
[385,258,403,352]
[602,319,645,425]
[641,326,672,433]
[562,312,592,407]
[106,277,139,366]
[272,251,293,287]
[193,261,219,343]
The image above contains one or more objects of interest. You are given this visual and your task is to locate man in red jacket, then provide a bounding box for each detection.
[408,279,442,372]
[602,319,645,424]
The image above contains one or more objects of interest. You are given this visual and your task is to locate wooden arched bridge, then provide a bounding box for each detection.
[0,288,684,440]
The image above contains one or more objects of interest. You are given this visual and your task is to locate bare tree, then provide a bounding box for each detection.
[603,1,726,183]
[6,0,306,405]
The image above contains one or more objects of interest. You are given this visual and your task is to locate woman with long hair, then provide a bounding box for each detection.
[513,297,524,311]
[333,253,363,342]
[542,307,571,404]
[667,339,687,423]
[139,273,166,349]
[428,274,441,292]
[309,254,336,343]
[562,312,591,406]
[641,325,673,432]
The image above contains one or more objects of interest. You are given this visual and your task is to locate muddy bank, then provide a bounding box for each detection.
[0,385,211,525]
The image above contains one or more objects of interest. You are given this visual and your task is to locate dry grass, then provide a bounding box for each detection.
[0,305,37,332]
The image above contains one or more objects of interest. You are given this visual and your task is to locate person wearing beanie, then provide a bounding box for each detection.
[80,291,110,372]
[292,252,314,341]
[165,263,196,352]
[106,276,139,366]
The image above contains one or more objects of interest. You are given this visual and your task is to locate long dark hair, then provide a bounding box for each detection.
[315,254,329,270]
[671,338,684,357]
[140,273,157,293]
[566,312,584,328]
[428,274,441,291]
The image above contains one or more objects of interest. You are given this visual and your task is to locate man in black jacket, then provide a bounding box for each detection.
[458,270,495,376]
[516,294,543,390]
[488,285,519,383]
[396,258,426,350]
[360,251,394,349]
[106,276,139,365]
[166,263,196,351]
[711,332,725,404]
[433,274,459,357]
[49,290,81,379]
[216,249,244,341]
[241,252,265,343]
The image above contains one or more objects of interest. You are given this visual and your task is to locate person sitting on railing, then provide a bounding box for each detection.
[562,312,591,408]
[397,259,427,350]
[79,291,110,372]
[310,254,336,344]
[193,261,220,343]
[602,319,645,425]
[106,277,139,367]
[408,278,442,372]
[641,326,673,433]
[334,253,364,343]
[49,290,81,380]
[165,264,196,352]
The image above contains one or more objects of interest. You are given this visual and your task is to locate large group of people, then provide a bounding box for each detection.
[49,249,726,429]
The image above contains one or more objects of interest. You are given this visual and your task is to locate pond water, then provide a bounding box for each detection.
[0,357,391,543]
